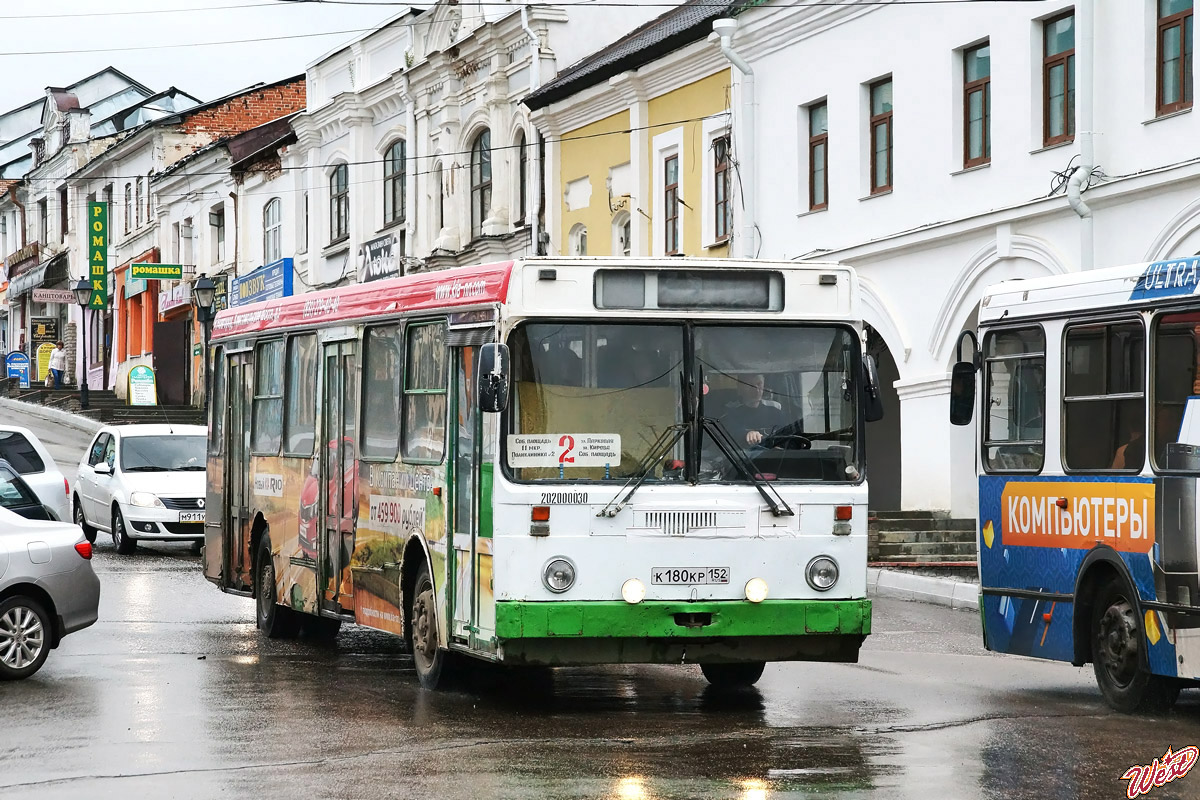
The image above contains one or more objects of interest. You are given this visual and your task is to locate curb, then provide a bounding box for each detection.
[0,397,102,436]
[867,567,979,612]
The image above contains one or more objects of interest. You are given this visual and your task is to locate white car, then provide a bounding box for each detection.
[74,424,208,554]
[0,425,71,523]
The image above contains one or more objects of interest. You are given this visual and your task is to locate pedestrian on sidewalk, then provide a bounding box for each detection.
[49,341,67,389]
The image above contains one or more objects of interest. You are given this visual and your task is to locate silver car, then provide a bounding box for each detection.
[0,504,100,680]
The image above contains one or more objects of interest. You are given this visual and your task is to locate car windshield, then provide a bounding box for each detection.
[505,322,861,483]
[0,465,39,509]
[120,436,207,471]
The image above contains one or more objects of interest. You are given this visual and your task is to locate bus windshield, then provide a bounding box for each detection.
[506,322,860,483]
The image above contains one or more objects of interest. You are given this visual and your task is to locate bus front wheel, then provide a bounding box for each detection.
[700,661,765,689]
[255,536,300,639]
[410,562,448,689]
[1091,577,1180,713]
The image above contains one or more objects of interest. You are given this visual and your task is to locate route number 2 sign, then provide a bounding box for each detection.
[507,434,622,468]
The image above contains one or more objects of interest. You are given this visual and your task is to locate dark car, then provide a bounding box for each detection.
[0,459,56,521]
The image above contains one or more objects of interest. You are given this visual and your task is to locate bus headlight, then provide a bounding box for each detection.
[542,557,576,594]
[806,556,839,591]
[744,577,769,603]
[621,578,645,604]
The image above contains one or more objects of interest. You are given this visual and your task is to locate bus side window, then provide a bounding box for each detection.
[1152,313,1200,470]
[361,325,402,461]
[251,339,285,455]
[982,327,1045,473]
[1063,321,1145,472]
[403,321,448,463]
[284,334,318,457]
[209,346,225,455]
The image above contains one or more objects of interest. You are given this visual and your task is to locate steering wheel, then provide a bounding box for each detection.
[759,432,812,450]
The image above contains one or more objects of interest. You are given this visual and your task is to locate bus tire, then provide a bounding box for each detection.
[302,616,342,642]
[1091,577,1180,713]
[255,536,300,639]
[409,561,448,689]
[700,661,765,689]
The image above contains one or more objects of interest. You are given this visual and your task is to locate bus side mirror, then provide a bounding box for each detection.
[950,362,976,425]
[863,354,884,422]
[478,342,510,414]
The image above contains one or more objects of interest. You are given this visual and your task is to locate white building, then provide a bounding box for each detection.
[289,1,659,289]
[720,0,1200,515]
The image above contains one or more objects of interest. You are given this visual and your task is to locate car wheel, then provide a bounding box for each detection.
[409,561,450,689]
[255,536,300,639]
[1091,577,1181,713]
[74,498,97,544]
[112,508,136,555]
[0,596,51,680]
[700,661,766,689]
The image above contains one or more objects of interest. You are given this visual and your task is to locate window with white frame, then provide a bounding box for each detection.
[652,128,684,257]
[124,183,131,234]
[701,118,732,246]
[135,178,143,227]
[264,198,282,263]
[471,130,492,238]
[210,205,225,264]
[330,164,349,243]
[569,223,588,255]
[383,140,406,226]
[612,212,631,256]
[516,130,528,225]
[1158,0,1193,116]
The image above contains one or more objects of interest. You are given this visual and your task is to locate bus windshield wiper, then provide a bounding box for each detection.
[597,423,688,518]
[702,417,795,517]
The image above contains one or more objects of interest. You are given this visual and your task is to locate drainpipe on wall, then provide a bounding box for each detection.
[1066,0,1094,270]
[521,5,543,258]
[712,18,755,259]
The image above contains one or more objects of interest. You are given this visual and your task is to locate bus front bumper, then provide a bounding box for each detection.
[493,598,871,666]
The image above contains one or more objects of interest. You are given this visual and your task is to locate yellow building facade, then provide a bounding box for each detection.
[527,28,736,260]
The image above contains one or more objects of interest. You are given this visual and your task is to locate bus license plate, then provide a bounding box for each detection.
[651,567,729,585]
[178,512,204,523]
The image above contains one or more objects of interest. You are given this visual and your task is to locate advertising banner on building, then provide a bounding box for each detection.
[231,258,293,307]
[88,203,107,309]
[128,365,158,406]
[358,234,400,283]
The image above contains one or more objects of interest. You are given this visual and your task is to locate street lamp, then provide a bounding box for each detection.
[72,278,91,410]
[192,274,216,416]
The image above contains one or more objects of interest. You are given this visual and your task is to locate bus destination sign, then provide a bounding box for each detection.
[507,434,621,468]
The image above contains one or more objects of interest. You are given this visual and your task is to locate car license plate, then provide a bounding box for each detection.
[651,567,729,585]
[178,512,204,523]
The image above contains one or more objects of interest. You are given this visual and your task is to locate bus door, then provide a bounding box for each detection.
[226,351,255,590]
[450,343,496,652]
[320,340,358,615]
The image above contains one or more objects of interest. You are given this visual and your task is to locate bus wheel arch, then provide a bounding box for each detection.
[400,536,448,689]
[248,513,270,593]
[1074,548,1180,712]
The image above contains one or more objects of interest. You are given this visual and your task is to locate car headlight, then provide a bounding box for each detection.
[129,491,165,509]
[542,557,577,594]
[806,556,839,591]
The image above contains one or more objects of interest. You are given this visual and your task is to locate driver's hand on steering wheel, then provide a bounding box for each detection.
[746,430,764,445]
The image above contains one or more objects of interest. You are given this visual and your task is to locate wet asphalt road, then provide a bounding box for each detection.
[1,409,1199,800]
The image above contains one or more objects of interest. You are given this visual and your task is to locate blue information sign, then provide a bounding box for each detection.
[5,352,30,389]
[230,258,294,307]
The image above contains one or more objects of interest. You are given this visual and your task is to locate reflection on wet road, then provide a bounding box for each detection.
[1,539,1197,800]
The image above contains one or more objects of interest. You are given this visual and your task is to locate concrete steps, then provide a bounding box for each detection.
[868,510,978,567]
[2,379,204,426]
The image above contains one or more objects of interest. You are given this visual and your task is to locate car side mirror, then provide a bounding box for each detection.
[862,354,884,423]
[949,362,977,426]
[478,342,511,414]
[95,463,112,475]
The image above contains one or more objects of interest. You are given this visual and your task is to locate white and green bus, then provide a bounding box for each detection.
[203,257,882,688]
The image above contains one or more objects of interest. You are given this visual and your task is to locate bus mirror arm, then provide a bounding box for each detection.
[478,342,511,413]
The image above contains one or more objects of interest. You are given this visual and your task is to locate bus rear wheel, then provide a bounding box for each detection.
[409,562,448,689]
[256,536,300,639]
[700,661,765,689]
[1091,577,1180,713]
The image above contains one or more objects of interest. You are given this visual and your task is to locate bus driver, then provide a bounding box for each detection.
[722,373,785,446]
